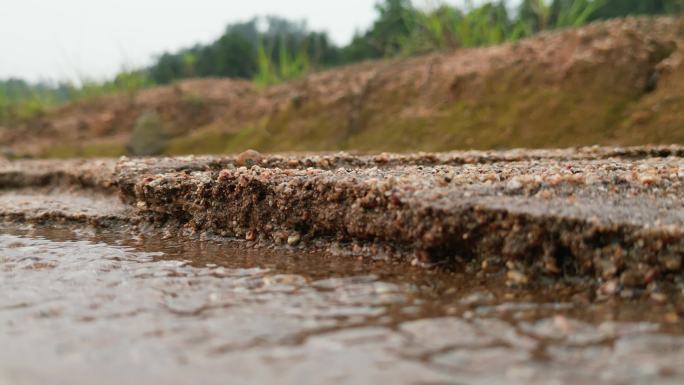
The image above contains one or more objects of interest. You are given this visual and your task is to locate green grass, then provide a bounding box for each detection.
[166,128,237,155]
[165,120,272,155]
[397,0,611,55]
[158,58,646,155]
[254,37,310,87]
[78,70,151,100]
[556,0,609,27]
[40,141,126,158]
[0,69,152,126]
[0,86,58,124]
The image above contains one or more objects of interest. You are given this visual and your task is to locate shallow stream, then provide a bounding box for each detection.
[1,225,683,385]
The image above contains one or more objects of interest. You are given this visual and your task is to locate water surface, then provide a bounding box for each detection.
[1,226,683,385]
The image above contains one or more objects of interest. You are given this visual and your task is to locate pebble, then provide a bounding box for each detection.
[287,233,301,246]
[665,312,680,323]
[638,174,661,186]
[650,292,668,304]
[662,255,682,272]
[505,178,523,192]
[235,149,262,167]
[598,280,619,296]
[506,270,529,285]
[620,269,647,288]
[459,291,495,306]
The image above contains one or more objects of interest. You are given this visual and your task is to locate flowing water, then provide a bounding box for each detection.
[1,225,683,385]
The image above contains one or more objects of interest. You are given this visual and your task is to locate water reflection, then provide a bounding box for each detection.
[0,227,683,385]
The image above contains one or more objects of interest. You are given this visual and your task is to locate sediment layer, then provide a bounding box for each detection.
[2,147,684,288]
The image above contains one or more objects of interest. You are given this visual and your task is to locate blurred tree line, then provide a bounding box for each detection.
[0,79,72,124]
[0,70,151,124]
[148,17,341,85]
[2,0,682,123]
[148,0,683,82]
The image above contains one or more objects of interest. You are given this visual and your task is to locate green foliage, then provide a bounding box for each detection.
[369,0,418,55]
[340,0,417,61]
[77,69,151,99]
[254,36,311,87]
[0,78,70,124]
[144,0,681,83]
[449,3,511,48]
[113,70,152,96]
[279,40,310,80]
[371,0,681,56]
[589,0,683,20]
[2,0,682,126]
[127,111,168,156]
[518,0,608,31]
[554,0,608,28]
[148,17,332,86]
[254,39,279,87]
[0,69,153,125]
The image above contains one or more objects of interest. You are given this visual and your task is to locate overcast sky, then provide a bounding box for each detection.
[0,0,489,83]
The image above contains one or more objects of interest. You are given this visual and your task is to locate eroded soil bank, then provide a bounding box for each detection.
[2,148,684,384]
[2,17,684,157]
[2,146,684,294]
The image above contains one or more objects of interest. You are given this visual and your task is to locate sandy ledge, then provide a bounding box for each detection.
[2,146,684,289]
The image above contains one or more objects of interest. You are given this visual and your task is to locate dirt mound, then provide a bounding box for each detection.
[1,17,683,157]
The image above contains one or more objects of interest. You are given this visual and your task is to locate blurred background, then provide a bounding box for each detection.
[1,0,683,157]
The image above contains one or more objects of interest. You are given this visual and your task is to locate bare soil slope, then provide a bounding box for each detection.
[1,17,683,157]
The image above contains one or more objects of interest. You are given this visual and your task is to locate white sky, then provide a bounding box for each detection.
[0,0,490,83]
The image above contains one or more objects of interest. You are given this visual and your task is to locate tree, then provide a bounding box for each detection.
[371,0,418,55]
[148,53,184,84]
[589,0,683,19]
[147,17,340,84]
[197,32,256,78]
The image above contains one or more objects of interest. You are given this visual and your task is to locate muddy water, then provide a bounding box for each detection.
[1,226,684,385]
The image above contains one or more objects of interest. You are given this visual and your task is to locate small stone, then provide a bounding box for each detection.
[620,269,647,288]
[543,256,560,274]
[650,292,668,304]
[459,291,495,306]
[620,288,636,299]
[664,312,679,323]
[235,149,262,167]
[638,174,661,186]
[596,259,618,279]
[245,230,256,241]
[553,315,572,333]
[506,270,529,285]
[272,232,287,245]
[287,233,301,246]
[538,189,553,199]
[505,178,523,192]
[662,255,682,272]
[481,257,502,273]
[598,279,619,295]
